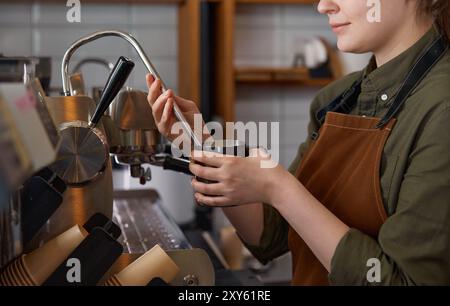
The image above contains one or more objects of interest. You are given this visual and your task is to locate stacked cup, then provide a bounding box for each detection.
[0,224,88,286]
[0,255,35,286]
[104,244,179,286]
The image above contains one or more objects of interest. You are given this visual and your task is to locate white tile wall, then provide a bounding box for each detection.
[235,4,370,168]
[130,4,177,26]
[0,3,178,94]
[0,27,33,56]
[0,4,32,25]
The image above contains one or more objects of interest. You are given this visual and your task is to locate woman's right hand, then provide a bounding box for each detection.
[146,73,201,142]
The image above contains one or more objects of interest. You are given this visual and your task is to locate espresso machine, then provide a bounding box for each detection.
[28,30,169,248]
[1,29,215,285]
[0,78,214,285]
[25,56,135,249]
[19,29,210,280]
[61,30,201,184]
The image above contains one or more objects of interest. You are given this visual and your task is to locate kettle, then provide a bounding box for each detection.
[69,57,115,104]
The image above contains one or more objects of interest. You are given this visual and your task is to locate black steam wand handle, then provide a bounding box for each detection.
[89,56,135,128]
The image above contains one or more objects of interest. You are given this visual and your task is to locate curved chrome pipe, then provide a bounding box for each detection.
[61,30,202,148]
[61,30,167,95]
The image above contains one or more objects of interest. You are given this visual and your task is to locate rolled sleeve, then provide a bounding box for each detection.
[329,104,450,285]
[242,204,290,265]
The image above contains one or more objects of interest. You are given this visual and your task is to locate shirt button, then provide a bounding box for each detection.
[381,94,388,101]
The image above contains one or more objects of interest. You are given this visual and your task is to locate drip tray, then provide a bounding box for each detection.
[112,189,191,253]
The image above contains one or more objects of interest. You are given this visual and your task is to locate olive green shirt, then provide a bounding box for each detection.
[244,26,450,285]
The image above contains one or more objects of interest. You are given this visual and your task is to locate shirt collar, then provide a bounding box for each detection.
[360,25,441,105]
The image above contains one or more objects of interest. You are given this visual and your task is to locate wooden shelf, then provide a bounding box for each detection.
[178,0,335,123]
[235,67,333,86]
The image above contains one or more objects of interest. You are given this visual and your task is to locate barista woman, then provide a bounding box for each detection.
[146,0,450,285]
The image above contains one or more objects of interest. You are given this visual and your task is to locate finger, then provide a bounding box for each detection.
[189,163,222,181]
[191,150,226,167]
[160,98,174,126]
[152,90,173,121]
[148,79,163,106]
[194,193,232,207]
[191,179,224,196]
[145,73,154,89]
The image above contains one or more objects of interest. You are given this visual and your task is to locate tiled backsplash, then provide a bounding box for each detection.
[0,2,370,170]
[0,3,178,95]
[235,4,335,67]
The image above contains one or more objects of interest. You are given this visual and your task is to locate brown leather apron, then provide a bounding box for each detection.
[289,113,395,285]
[287,35,448,285]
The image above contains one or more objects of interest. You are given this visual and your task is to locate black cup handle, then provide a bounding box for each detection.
[163,156,192,176]
[162,156,218,184]
[21,176,64,244]
[89,56,135,127]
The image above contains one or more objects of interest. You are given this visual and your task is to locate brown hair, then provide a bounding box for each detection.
[417,0,450,41]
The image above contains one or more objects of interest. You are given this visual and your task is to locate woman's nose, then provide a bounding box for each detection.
[317,0,339,15]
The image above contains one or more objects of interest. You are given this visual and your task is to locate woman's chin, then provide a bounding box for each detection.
[336,38,366,54]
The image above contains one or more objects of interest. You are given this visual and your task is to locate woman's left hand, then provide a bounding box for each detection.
[189,148,288,207]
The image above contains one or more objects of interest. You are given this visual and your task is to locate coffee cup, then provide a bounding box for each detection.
[22,224,88,285]
[106,244,179,286]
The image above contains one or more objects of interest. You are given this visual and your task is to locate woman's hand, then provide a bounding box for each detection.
[189,149,291,207]
[146,74,200,142]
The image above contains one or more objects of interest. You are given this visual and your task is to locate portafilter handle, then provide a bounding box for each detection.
[88,56,135,129]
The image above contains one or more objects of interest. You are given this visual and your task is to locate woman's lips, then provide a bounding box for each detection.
[330,23,351,33]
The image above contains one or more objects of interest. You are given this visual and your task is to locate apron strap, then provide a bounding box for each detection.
[315,35,448,129]
[315,79,362,124]
[376,35,448,128]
